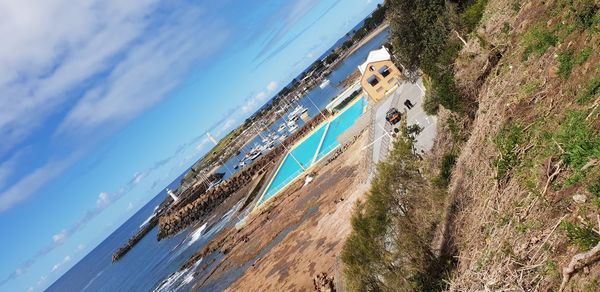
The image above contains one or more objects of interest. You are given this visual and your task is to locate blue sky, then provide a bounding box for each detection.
[0,0,382,291]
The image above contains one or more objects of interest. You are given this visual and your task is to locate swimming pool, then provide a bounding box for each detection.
[257,97,368,206]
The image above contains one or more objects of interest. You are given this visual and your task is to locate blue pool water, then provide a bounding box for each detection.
[315,97,368,161]
[258,97,367,206]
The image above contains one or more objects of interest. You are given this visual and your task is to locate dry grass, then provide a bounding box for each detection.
[434,0,600,290]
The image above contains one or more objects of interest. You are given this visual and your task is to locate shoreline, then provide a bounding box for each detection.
[192,128,372,291]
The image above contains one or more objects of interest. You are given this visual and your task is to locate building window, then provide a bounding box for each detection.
[367,75,379,86]
[379,65,390,77]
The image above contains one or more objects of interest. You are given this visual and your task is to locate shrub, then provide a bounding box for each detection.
[434,153,457,187]
[561,221,600,250]
[511,1,521,13]
[557,48,574,80]
[521,26,558,60]
[577,77,600,104]
[552,111,600,185]
[573,0,599,29]
[460,0,490,33]
[407,124,424,137]
[342,132,443,291]
[589,182,600,197]
[423,92,440,115]
[554,111,600,169]
[574,47,592,65]
[494,122,525,179]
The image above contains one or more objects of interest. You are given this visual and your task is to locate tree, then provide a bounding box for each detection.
[342,134,441,291]
[386,0,449,74]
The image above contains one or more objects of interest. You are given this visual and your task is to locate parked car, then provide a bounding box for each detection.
[386,107,401,125]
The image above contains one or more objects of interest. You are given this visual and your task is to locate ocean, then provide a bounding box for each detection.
[47,28,390,292]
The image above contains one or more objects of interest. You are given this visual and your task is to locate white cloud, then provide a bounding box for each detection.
[50,255,71,273]
[52,230,67,244]
[95,192,111,209]
[0,154,77,212]
[256,92,267,100]
[77,244,86,252]
[266,81,278,92]
[131,172,144,186]
[0,0,161,156]
[0,150,26,191]
[50,264,59,273]
[195,137,211,151]
[37,275,47,286]
[58,16,228,135]
[0,0,229,159]
[240,80,279,114]
[126,202,134,211]
[215,118,238,137]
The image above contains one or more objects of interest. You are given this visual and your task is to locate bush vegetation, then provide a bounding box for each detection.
[577,77,600,104]
[433,153,458,188]
[551,111,600,185]
[387,0,490,114]
[493,122,525,179]
[560,221,600,251]
[341,131,447,291]
[460,0,490,33]
[521,25,558,61]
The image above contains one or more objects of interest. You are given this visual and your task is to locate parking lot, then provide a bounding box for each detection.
[369,77,437,165]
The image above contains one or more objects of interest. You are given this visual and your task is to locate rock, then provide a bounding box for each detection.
[313,272,335,292]
[573,193,587,204]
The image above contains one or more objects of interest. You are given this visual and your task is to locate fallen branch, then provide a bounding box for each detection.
[560,241,600,291]
[531,215,567,262]
[580,159,598,171]
[542,159,563,196]
[586,97,600,121]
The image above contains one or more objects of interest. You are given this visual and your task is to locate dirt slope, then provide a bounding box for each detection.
[438,0,600,290]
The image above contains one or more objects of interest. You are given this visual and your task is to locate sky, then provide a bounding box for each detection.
[0,0,382,291]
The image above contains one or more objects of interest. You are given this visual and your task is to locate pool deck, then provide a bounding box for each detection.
[252,97,366,212]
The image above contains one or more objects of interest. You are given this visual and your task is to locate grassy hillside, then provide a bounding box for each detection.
[342,0,600,290]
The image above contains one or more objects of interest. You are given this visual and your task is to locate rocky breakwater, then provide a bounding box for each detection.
[111,173,228,263]
[112,215,159,262]
[157,112,330,240]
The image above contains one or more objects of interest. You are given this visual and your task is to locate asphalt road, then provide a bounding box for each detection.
[370,78,437,165]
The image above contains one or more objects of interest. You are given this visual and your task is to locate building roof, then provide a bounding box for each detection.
[358,46,391,75]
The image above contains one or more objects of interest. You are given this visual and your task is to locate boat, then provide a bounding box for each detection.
[238,160,246,168]
[277,123,286,132]
[278,134,287,141]
[262,139,275,152]
[245,144,261,159]
[287,105,307,120]
[319,78,330,89]
[247,150,262,161]
[207,178,223,190]
[288,123,299,133]
[286,119,297,127]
